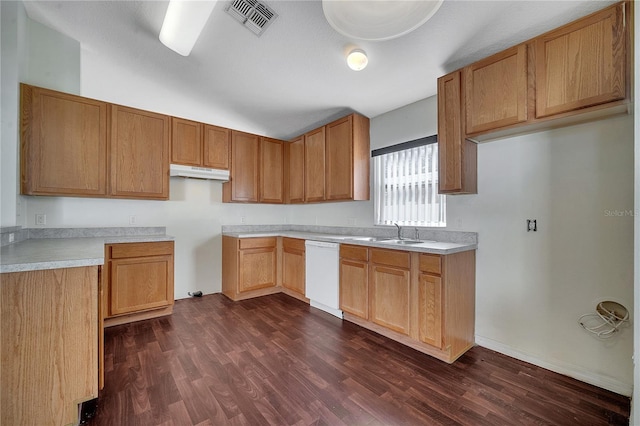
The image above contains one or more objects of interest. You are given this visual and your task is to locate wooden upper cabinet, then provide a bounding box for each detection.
[110,105,170,199]
[304,127,326,202]
[465,44,528,134]
[171,117,202,166]
[203,125,230,170]
[325,114,370,201]
[227,130,259,202]
[438,71,477,194]
[535,2,626,118]
[285,136,305,203]
[259,137,284,203]
[172,120,230,169]
[21,84,108,197]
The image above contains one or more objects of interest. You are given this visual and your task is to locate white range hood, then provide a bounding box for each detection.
[169,164,230,181]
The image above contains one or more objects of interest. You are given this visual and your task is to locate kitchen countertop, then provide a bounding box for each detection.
[0,233,174,273]
[222,231,477,255]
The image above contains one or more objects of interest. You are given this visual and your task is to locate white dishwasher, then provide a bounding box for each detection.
[305,240,343,318]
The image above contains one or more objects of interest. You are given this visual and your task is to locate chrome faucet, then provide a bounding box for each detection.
[414,227,420,240]
[393,222,402,240]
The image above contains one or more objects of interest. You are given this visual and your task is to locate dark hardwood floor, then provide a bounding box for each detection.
[89,293,630,426]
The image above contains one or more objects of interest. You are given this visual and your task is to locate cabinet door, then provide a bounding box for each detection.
[418,273,443,349]
[21,84,108,196]
[229,131,259,202]
[109,255,173,316]
[535,3,626,118]
[339,259,368,319]
[282,238,305,296]
[369,264,410,335]
[203,124,230,169]
[304,127,326,202]
[437,71,477,194]
[465,44,528,134]
[110,105,170,199]
[171,117,202,166]
[325,115,353,200]
[286,136,305,203]
[239,247,277,292]
[260,137,284,203]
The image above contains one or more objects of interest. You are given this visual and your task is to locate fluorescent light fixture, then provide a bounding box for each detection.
[347,49,368,71]
[159,0,217,56]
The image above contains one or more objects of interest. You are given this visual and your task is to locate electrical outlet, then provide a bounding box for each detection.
[527,219,537,232]
[35,213,46,225]
[241,216,246,224]
[129,215,137,225]
[8,233,15,243]
[348,217,357,226]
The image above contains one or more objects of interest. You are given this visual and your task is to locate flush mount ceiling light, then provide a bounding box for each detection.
[347,48,368,71]
[322,0,443,41]
[159,0,218,56]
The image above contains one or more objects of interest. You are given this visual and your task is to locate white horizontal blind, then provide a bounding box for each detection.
[374,143,446,227]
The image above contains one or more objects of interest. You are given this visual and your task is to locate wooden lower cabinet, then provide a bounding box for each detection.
[281,238,306,300]
[222,236,279,300]
[418,272,443,349]
[104,241,175,327]
[339,245,369,319]
[1,266,99,426]
[369,249,411,335]
[340,246,476,364]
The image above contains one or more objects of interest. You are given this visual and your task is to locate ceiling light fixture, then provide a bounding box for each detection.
[347,48,368,71]
[323,0,443,41]
[159,0,218,56]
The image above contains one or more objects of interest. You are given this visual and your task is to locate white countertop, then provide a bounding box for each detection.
[222,231,477,255]
[0,235,174,273]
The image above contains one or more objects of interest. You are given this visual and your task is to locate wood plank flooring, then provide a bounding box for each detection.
[88,293,630,425]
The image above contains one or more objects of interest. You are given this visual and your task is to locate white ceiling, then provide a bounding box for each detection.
[23,0,617,140]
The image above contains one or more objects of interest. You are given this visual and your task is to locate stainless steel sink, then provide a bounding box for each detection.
[379,239,423,245]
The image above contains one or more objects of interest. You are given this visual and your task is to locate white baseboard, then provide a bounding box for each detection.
[475,335,633,397]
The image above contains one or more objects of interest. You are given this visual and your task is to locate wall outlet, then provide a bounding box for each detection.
[240,216,246,224]
[348,217,357,226]
[8,233,15,243]
[35,213,46,225]
[129,215,137,225]
[527,219,537,232]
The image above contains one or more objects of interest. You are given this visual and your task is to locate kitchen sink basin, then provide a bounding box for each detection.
[379,239,424,245]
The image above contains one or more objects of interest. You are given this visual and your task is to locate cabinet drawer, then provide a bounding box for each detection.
[109,241,174,259]
[283,237,305,251]
[419,254,442,275]
[239,237,277,250]
[370,248,410,269]
[340,244,368,262]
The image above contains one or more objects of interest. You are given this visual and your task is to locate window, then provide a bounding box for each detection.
[373,136,446,227]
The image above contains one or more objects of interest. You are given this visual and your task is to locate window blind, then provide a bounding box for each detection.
[374,141,445,227]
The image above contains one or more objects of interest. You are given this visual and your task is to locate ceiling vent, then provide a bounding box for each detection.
[226,0,277,36]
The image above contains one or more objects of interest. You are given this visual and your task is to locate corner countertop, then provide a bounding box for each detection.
[222,231,477,255]
[0,230,173,273]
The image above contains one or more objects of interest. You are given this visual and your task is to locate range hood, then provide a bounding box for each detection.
[169,164,230,181]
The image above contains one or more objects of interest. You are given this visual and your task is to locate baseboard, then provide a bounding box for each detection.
[475,335,632,397]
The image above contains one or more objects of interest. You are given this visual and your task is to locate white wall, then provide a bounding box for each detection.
[1,1,25,227]
[451,115,634,395]
[370,96,634,394]
[1,2,80,227]
[632,0,639,422]
[5,8,633,400]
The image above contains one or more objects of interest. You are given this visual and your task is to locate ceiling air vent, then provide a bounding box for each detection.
[226,0,278,36]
